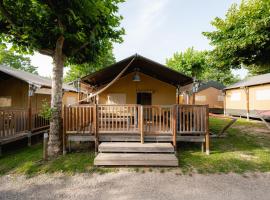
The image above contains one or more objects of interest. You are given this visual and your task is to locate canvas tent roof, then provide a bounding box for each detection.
[197,81,225,92]
[0,65,77,92]
[225,73,270,90]
[81,54,193,87]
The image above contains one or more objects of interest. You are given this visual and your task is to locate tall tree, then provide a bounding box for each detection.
[203,0,270,75]
[0,0,124,158]
[166,47,239,86]
[166,47,206,78]
[65,45,115,82]
[0,44,38,74]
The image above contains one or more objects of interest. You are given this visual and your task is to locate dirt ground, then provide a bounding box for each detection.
[1,171,270,200]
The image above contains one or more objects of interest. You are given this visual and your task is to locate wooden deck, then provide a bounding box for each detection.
[63,104,210,155]
[0,108,49,155]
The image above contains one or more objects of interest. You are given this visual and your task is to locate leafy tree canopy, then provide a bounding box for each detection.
[203,0,270,75]
[0,0,124,64]
[0,0,124,157]
[166,47,240,86]
[65,45,115,82]
[0,44,38,74]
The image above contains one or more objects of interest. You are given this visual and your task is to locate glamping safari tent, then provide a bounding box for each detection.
[63,54,210,166]
[224,73,270,120]
[0,65,78,153]
[193,81,225,114]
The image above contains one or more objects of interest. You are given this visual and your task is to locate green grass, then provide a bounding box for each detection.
[1,117,269,176]
[0,144,113,176]
[179,117,270,174]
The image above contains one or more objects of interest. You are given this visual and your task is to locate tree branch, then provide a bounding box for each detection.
[0,0,15,26]
[71,42,90,56]
[39,49,54,57]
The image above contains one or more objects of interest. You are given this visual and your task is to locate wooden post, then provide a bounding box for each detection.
[27,86,32,132]
[205,105,210,155]
[0,142,2,157]
[245,87,250,121]
[43,132,48,160]
[173,105,177,150]
[27,84,34,147]
[223,91,226,116]
[94,104,99,154]
[63,105,66,155]
[140,105,144,144]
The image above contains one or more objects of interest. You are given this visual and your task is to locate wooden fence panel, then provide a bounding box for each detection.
[0,109,28,138]
[98,105,139,133]
[176,104,208,135]
[64,105,95,134]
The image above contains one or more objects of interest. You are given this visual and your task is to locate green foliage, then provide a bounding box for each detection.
[64,46,116,82]
[166,47,240,86]
[0,44,38,74]
[203,0,270,75]
[166,47,207,78]
[0,0,124,65]
[39,99,53,121]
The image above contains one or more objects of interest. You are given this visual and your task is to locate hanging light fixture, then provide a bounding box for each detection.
[133,68,141,82]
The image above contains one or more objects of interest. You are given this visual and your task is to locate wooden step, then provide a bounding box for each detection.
[94,153,178,166]
[98,142,174,153]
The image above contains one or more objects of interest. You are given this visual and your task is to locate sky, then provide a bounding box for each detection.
[32,0,248,78]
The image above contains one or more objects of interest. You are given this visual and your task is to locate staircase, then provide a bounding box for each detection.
[94,142,178,167]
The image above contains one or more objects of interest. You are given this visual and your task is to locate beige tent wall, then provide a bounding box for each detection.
[225,88,247,111]
[31,93,51,112]
[249,84,270,111]
[98,72,177,105]
[225,83,270,117]
[195,87,224,108]
[63,91,79,105]
[0,77,29,109]
[0,75,77,111]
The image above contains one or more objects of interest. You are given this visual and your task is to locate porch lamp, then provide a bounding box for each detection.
[192,77,200,93]
[192,77,199,104]
[133,68,141,82]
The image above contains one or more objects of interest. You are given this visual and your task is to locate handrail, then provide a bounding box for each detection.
[62,104,209,151]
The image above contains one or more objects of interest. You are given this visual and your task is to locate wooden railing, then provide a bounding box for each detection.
[143,105,173,134]
[0,109,50,139]
[63,104,208,135]
[31,113,50,131]
[0,109,28,138]
[98,105,139,133]
[177,105,208,135]
[63,104,208,144]
[63,105,95,134]
[63,104,209,153]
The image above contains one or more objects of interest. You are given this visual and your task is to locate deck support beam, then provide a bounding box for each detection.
[172,105,177,150]
[205,105,210,155]
[140,106,144,144]
[0,142,2,157]
[27,131,32,147]
[63,105,67,155]
[94,104,99,154]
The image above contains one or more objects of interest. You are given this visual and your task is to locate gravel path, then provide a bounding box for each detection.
[1,171,270,200]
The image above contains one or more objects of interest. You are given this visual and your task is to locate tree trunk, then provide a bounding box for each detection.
[47,36,65,159]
